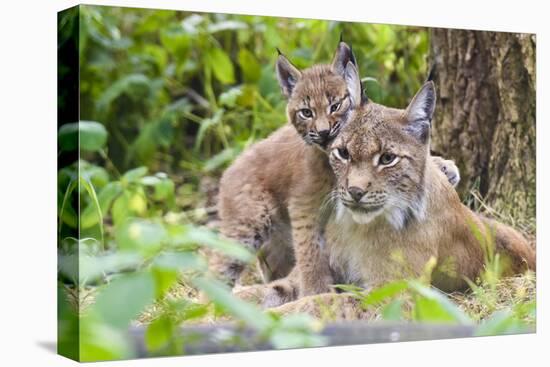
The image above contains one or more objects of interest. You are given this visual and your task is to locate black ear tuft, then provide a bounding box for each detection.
[331,41,356,76]
[276,54,302,98]
[276,47,283,56]
[404,81,437,144]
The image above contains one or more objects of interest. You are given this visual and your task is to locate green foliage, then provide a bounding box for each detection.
[57,114,319,360]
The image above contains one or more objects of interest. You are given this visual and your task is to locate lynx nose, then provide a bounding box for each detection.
[318,129,330,141]
[348,186,365,202]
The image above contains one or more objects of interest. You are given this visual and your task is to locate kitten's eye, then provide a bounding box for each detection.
[334,147,350,161]
[330,103,340,113]
[379,152,397,166]
[299,109,313,118]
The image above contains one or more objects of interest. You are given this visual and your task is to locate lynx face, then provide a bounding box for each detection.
[329,82,436,229]
[276,43,362,149]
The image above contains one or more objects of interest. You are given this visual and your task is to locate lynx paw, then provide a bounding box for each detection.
[299,273,334,298]
[232,278,299,308]
[433,156,460,187]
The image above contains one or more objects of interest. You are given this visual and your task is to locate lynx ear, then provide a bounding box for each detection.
[344,61,362,107]
[404,81,436,144]
[331,41,356,76]
[276,53,302,98]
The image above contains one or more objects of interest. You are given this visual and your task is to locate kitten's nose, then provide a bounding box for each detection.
[318,129,330,141]
[348,186,365,202]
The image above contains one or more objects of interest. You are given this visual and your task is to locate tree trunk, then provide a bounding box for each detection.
[429,29,536,222]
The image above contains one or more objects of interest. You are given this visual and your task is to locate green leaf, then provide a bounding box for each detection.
[183,226,254,263]
[381,299,404,321]
[361,280,408,308]
[79,177,104,245]
[408,281,472,324]
[122,166,149,183]
[116,218,167,256]
[58,179,78,233]
[475,309,530,336]
[194,109,224,152]
[153,251,207,272]
[208,48,235,84]
[193,276,272,330]
[97,74,151,111]
[93,272,155,330]
[80,314,134,362]
[58,121,108,152]
[151,267,179,299]
[145,316,174,352]
[219,87,243,108]
[79,252,142,285]
[112,193,130,227]
[203,147,239,172]
[238,49,261,82]
[81,182,122,229]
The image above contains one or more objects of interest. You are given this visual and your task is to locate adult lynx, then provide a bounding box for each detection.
[325,80,535,292]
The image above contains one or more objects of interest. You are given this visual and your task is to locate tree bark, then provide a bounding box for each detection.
[429,29,536,221]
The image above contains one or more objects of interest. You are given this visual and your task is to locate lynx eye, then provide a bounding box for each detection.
[334,147,350,161]
[299,108,313,119]
[379,152,397,166]
[330,103,340,113]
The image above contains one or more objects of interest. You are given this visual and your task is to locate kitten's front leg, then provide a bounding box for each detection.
[289,196,333,297]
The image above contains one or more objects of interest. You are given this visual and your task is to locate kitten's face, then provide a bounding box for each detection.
[276,42,362,150]
[287,66,352,148]
[329,82,436,229]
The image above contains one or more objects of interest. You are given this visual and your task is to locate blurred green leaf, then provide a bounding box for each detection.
[409,281,472,324]
[238,49,261,82]
[93,272,155,330]
[145,316,174,352]
[81,182,122,229]
[58,121,108,152]
[193,276,272,330]
[122,166,148,183]
[381,299,404,321]
[80,314,134,362]
[183,226,254,263]
[361,280,408,308]
[116,218,167,255]
[153,251,207,272]
[475,309,531,336]
[207,48,235,84]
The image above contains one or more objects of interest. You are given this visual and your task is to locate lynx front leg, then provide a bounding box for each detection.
[289,195,333,297]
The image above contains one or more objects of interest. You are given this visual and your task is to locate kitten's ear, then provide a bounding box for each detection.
[344,61,362,107]
[404,81,436,144]
[331,41,356,76]
[276,52,302,98]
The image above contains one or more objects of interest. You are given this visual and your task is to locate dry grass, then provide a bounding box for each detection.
[450,271,536,324]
